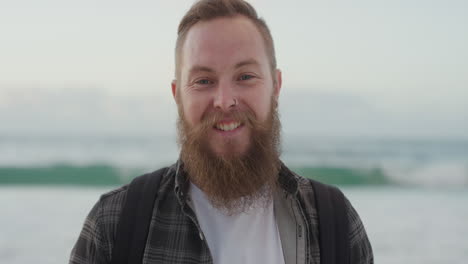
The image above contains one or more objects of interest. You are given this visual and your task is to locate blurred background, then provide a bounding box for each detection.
[1,0,467,263]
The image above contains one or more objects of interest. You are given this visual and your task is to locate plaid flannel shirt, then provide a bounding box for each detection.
[70,161,373,264]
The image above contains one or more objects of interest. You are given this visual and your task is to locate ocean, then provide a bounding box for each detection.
[1,134,467,263]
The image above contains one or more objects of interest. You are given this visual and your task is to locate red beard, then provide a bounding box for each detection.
[177,99,281,214]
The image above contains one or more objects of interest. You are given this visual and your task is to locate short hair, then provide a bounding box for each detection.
[175,0,276,79]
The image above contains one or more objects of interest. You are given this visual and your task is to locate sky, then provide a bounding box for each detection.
[1,0,467,138]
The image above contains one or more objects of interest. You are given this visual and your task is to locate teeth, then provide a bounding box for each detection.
[216,122,241,131]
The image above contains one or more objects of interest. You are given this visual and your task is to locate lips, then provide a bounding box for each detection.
[214,121,241,131]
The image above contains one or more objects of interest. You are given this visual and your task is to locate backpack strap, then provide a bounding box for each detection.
[310,180,350,264]
[111,167,167,264]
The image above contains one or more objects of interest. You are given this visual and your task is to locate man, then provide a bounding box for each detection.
[70,0,373,263]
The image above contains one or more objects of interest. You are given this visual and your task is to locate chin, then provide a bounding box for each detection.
[210,141,250,159]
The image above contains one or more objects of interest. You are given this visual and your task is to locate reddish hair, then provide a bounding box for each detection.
[175,0,277,78]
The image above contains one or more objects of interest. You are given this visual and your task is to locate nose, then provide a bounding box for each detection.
[213,81,237,111]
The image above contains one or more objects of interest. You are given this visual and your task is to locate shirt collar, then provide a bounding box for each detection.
[173,159,299,203]
[277,161,299,195]
[174,160,190,204]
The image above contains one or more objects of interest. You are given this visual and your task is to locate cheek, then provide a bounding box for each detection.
[244,89,273,122]
[180,95,208,126]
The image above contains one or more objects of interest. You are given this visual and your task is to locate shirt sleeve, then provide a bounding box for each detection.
[345,197,374,264]
[69,199,111,264]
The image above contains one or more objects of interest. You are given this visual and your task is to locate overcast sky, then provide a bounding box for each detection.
[1,0,467,138]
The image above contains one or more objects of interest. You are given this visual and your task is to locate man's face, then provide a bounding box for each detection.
[172,15,281,157]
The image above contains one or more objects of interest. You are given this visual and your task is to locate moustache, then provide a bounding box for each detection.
[187,108,266,136]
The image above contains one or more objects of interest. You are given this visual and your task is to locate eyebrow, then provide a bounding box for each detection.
[234,58,260,69]
[188,65,215,77]
[188,59,260,76]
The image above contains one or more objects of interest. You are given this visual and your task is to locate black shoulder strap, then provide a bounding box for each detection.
[111,167,167,264]
[310,180,350,264]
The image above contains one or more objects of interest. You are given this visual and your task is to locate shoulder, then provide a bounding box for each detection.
[82,184,130,240]
[70,166,176,263]
[90,185,131,250]
[69,184,129,263]
[342,195,374,263]
[95,166,176,236]
[93,165,176,231]
[292,170,374,263]
[99,185,129,215]
[85,184,130,232]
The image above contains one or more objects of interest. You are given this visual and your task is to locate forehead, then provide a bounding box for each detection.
[181,16,269,72]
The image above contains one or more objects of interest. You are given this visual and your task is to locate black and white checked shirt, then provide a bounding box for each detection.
[70,161,373,264]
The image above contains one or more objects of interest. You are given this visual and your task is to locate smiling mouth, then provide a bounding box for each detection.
[214,121,242,131]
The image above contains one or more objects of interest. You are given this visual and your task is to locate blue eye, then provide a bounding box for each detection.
[239,74,254,81]
[196,79,212,85]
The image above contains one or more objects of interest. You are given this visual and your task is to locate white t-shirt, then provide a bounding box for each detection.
[189,183,285,264]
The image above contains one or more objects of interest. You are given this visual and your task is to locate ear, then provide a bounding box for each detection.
[171,79,178,103]
[273,69,282,99]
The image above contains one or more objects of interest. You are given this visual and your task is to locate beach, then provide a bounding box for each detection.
[1,186,467,264]
[1,134,467,263]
